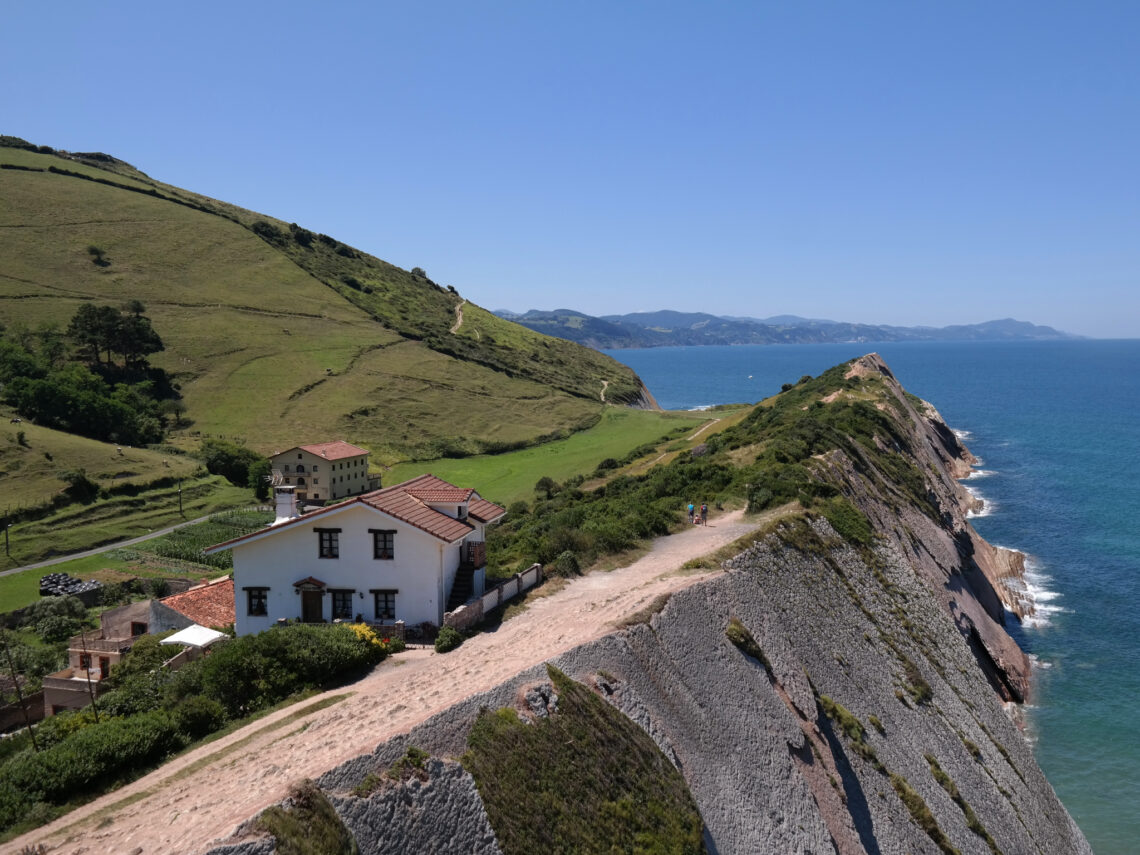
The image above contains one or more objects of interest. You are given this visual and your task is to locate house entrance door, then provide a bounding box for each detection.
[301,589,323,622]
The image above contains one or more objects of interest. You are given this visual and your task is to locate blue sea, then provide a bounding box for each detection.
[604,340,1140,854]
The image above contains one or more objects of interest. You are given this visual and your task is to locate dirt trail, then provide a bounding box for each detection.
[9,510,766,855]
[449,298,465,333]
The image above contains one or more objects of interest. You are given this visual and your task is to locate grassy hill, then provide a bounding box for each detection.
[0,138,646,467]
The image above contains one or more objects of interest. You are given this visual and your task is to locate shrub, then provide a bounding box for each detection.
[250,220,287,245]
[902,656,933,705]
[551,550,580,576]
[258,779,356,855]
[594,457,619,474]
[821,497,873,547]
[4,710,181,809]
[61,469,100,503]
[434,625,463,654]
[173,696,227,739]
[35,615,80,643]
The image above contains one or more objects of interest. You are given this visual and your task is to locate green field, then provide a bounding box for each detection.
[0,416,200,510]
[383,407,709,506]
[0,143,644,462]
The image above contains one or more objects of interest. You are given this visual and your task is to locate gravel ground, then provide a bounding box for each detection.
[6,509,765,855]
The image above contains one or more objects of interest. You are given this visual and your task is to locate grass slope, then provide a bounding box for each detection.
[462,665,705,855]
[0,142,644,464]
[384,407,708,506]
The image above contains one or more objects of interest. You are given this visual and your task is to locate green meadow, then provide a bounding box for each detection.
[383,407,710,506]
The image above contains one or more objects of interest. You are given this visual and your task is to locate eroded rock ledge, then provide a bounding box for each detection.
[210,354,1084,855]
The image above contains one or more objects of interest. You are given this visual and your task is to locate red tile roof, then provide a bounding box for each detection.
[205,474,506,553]
[273,441,369,461]
[405,486,476,503]
[161,577,235,629]
[469,496,505,523]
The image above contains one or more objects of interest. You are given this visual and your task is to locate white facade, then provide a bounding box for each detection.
[222,500,490,636]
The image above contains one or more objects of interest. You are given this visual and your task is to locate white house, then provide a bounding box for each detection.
[268,440,376,503]
[205,474,506,636]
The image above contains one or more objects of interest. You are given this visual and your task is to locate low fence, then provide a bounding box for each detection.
[444,563,543,632]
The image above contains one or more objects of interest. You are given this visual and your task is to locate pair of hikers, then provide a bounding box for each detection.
[687,502,709,525]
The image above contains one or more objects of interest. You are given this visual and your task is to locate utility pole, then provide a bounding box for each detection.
[178,479,184,517]
[79,631,101,723]
[0,630,39,751]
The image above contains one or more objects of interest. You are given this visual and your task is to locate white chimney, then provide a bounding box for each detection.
[273,486,300,525]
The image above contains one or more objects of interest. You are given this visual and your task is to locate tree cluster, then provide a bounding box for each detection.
[0,302,175,446]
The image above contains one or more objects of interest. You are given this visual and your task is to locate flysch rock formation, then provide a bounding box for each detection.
[210,355,1090,855]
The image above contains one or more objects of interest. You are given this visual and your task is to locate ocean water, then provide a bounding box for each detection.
[604,340,1140,853]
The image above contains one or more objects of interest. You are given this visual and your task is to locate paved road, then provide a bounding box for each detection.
[0,513,218,580]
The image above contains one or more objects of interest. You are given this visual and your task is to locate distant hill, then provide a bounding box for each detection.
[495,306,1077,349]
[0,136,648,465]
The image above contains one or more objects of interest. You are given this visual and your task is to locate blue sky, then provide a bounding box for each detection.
[3,1,1138,337]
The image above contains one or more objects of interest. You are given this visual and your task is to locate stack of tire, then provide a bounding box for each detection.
[39,572,103,605]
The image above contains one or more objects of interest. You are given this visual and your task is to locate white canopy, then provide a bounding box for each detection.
[160,624,227,649]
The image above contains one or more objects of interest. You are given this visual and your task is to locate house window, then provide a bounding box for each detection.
[316,528,341,558]
[330,589,355,620]
[373,589,397,620]
[313,478,319,485]
[130,622,148,636]
[79,653,91,671]
[283,464,291,472]
[296,464,305,473]
[371,530,395,560]
[245,587,269,616]
[313,465,319,472]
[297,477,306,485]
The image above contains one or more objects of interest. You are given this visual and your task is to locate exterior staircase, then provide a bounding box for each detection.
[447,565,475,611]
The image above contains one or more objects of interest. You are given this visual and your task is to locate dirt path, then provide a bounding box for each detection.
[600,378,609,402]
[688,417,721,441]
[7,509,765,855]
[449,298,465,333]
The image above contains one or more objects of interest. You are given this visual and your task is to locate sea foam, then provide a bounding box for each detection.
[1001,554,1067,629]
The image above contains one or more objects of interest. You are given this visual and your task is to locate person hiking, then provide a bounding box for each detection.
[687,502,695,523]
[700,503,708,525]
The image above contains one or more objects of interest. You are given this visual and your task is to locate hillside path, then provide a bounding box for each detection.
[449,298,465,333]
[8,509,766,855]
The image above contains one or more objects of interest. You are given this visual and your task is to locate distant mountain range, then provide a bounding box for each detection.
[493,309,1078,349]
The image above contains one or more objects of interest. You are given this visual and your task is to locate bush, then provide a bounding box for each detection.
[35,615,80,643]
[551,550,580,577]
[61,469,100,503]
[3,710,182,812]
[198,624,386,717]
[173,696,227,739]
[251,220,287,245]
[199,438,266,489]
[434,625,463,654]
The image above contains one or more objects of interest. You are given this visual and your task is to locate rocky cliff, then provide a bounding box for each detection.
[209,355,1088,855]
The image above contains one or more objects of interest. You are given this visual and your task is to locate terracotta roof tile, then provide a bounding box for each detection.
[273,441,369,461]
[161,577,235,629]
[206,474,506,552]
[469,496,507,522]
[405,486,476,503]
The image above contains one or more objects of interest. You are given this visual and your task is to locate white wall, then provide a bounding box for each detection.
[232,504,453,635]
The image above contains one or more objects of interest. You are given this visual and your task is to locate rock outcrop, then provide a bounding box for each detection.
[209,354,1089,855]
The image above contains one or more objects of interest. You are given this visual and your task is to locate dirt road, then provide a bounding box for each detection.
[8,509,763,855]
